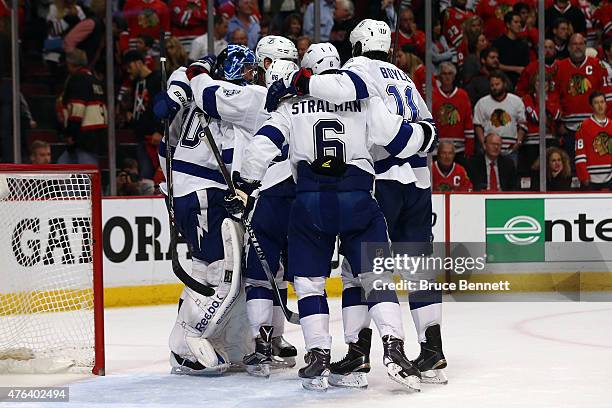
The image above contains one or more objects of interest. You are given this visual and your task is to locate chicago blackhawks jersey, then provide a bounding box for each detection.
[432,84,474,155]
[168,0,207,51]
[575,116,612,184]
[553,56,609,131]
[473,93,527,154]
[123,0,170,42]
[306,56,433,188]
[522,93,561,145]
[432,162,473,192]
[441,6,474,47]
[476,0,518,40]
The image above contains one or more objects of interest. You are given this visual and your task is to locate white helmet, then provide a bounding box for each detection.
[255,35,298,70]
[300,43,341,75]
[265,59,299,88]
[349,19,391,55]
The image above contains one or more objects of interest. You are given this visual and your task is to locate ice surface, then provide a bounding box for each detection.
[1,298,611,408]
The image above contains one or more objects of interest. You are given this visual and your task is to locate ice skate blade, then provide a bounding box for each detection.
[271,355,296,368]
[386,364,421,392]
[302,374,329,391]
[170,364,229,376]
[421,369,448,384]
[246,363,271,378]
[329,372,368,388]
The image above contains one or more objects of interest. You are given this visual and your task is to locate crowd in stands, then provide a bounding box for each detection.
[0,0,611,195]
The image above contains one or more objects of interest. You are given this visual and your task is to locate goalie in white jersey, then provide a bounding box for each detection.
[232,42,437,391]
[153,47,259,376]
[188,36,300,376]
[266,19,448,386]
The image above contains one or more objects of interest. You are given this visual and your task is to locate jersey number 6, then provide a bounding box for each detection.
[314,119,346,161]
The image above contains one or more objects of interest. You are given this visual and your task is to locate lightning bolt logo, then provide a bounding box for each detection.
[196,213,208,249]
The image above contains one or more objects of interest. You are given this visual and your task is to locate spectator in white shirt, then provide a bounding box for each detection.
[473,70,527,164]
[189,14,229,61]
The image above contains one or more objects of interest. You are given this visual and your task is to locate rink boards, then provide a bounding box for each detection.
[94,193,612,307]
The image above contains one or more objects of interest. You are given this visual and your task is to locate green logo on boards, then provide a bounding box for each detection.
[485,199,545,262]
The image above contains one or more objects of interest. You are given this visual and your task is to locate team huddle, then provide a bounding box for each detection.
[154,18,446,392]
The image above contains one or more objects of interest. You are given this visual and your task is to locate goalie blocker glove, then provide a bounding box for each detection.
[264,67,312,112]
[186,56,216,81]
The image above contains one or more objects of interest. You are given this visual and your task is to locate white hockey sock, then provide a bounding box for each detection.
[246,297,274,339]
[272,305,285,337]
[369,302,404,340]
[411,303,442,343]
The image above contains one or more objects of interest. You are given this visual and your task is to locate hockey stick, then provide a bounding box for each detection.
[160,31,215,297]
[198,117,300,325]
[391,1,401,65]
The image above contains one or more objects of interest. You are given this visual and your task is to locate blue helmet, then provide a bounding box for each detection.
[222,44,257,84]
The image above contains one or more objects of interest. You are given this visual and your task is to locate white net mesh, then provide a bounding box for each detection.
[0,171,97,373]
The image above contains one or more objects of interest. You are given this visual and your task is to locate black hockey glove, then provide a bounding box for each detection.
[416,119,438,154]
[264,68,312,112]
[232,172,261,196]
[223,190,255,220]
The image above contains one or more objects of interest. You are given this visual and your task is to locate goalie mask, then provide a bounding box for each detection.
[300,43,341,75]
[217,44,258,85]
[255,35,298,71]
[350,19,391,56]
[265,59,299,88]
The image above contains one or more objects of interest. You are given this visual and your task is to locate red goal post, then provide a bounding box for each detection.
[0,164,104,375]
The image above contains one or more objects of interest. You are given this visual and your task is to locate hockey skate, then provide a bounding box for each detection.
[298,348,331,391]
[329,328,371,388]
[413,324,448,384]
[270,335,297,368]
[243,326,274,377]
[382,335,421,391]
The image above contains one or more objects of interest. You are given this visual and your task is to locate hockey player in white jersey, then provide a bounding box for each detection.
[188,38,299,376]
[153,51,254,376]
[232,42,437,391]
[265,19,448,386]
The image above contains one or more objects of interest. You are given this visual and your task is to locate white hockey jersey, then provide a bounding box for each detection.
[307,56,433,188]
[190,73,292,191]
[240,95,426,187]
[158,68,233,197]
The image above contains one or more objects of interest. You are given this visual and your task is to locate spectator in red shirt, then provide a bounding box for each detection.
[168,0,208,53]
[553,33,610,160]
[432,140,473,192]
[123,0,170,48]
[593,0,612,39]
[516,38,557,96]
[519,73,561,177]
[476,0,518,41]
[391,7,426,59]
[432,61,475,165]
[441,0,474,48]
[574,91,612,189]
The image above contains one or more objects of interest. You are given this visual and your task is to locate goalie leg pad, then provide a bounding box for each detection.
[169,218,250,367]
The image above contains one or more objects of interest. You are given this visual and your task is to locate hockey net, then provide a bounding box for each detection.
[0,165,104,375]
